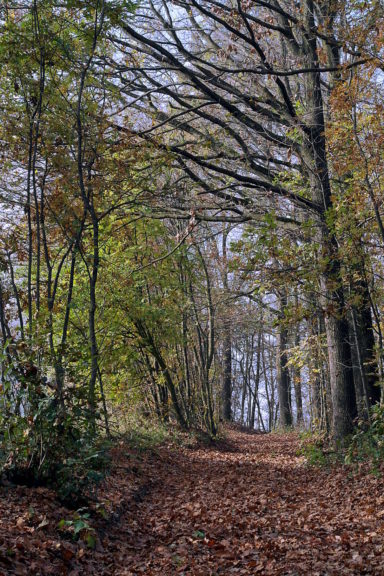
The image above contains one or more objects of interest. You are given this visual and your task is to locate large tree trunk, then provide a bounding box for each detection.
[292,291,303,425]
[355,276,381,406]
[303,0,357,441]
[315,224,357,442]
[322,300,357,441]
[292,334,303,425]
[308,310,324,430]
[249,331,262,429]
[350,311,368,419]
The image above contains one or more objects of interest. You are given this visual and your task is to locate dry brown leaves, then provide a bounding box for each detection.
[1,430,384,575]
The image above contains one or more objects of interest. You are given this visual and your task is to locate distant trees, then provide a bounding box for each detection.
[109,0,384,442]
[0,0,383,477]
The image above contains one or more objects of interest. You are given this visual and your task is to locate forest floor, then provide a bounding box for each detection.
[1,427,384,575]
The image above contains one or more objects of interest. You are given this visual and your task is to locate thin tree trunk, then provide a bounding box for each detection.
[277,291,292,428]
[292,322,303,425]
[221,228,232,421]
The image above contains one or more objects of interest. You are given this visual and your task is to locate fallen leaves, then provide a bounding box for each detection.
[1,428,384,574]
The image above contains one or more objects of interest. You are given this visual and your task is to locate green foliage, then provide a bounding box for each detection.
[125,421,170,452]
[55,438,111,505]
[0,352,110,503]
[123,413,193,452]
[345,405,384,472]
[300,442,327,466]
[298,431,329,466]
[58,508,96,548]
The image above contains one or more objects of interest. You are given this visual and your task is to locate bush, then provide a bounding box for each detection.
[301,442,327,466]
[298,431,330,467]
[345,404,384,472]
[0,378,110,504]
[55,437,111,506]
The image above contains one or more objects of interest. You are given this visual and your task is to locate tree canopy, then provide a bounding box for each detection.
[0,0,383,487]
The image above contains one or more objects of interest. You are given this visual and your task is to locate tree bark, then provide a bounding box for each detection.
[277,291,292,428]
[221,228,232,421]
[292,324,303,425]
[303,0,357,441]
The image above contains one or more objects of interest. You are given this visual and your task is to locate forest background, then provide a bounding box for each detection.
[0,0,384,499]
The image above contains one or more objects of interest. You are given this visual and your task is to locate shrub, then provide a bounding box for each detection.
[0,375,110,504]
[345,404,384,472]
[301,442,327,466]
[298,431,330,467]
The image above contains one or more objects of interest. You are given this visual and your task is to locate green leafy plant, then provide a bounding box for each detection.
[55,438,111,505]
[298,431,330,467]
[301,442,327,466]
[192,530,205,539]
[0,353,111,504]
[58,508,96,548]
[345,405,384,472]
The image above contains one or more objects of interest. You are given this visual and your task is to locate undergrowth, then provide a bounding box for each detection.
[122,413,226,454]
[125,421,171,452]
[298,406,384,472]
[297,430,340,467]
[345,404,384,474]
[0,379,111,506]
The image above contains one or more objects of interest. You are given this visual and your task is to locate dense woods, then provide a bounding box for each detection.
[1,1,384,573]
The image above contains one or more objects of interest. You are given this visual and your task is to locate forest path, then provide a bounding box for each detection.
[104,428,384,576]
[3,428,384,575]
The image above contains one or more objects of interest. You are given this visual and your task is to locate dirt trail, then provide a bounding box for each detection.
[2,429,384,575]
[103,429,384,575]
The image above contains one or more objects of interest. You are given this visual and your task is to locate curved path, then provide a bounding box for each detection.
[101,429,384,575]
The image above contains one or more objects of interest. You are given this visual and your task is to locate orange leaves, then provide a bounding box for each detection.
[2,429,384,574]
[102,429,384,574]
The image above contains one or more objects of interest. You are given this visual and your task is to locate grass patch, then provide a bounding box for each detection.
[125,421,171,452]
[122,416,201,453]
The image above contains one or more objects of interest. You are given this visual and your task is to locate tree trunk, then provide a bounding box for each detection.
[277,291,292,428]
[303,0,357,441]
[221,228,232,421]
[356,276,381,406]
[292,325,303,425]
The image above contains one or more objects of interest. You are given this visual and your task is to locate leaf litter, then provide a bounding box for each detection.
[1,428,384,575]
